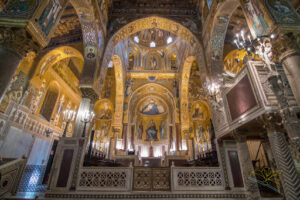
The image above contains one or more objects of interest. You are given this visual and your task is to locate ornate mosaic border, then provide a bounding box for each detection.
[45,193,246,199]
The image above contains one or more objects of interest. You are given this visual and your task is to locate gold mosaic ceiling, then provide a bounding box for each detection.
[47,3,82,48]
[131,28,177,48]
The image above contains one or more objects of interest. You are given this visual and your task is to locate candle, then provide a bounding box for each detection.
[241,30,245,42]
[234,39,239,48]
[248,35,251,43]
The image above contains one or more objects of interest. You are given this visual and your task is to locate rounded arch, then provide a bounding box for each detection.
[95,16,208,94]
[111,55,124,129]
[128,83,176,119]
[35,46,84,77]
[180,56,196,132]
[127,83,178,152]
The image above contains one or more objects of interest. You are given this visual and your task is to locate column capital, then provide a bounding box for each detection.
[289,137,300,163]
[0,27,40,56]
[271,30,300,63]
[183,130,190,140]
[80,87,99,105]
[112,127,121,139]
[260,113,283,133]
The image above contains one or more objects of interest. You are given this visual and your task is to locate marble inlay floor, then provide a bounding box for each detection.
[18,165,47,193]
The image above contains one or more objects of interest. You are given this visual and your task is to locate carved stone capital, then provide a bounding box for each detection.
[267,74,288,106]
[271,31,300,63]
[80,87,99,105]
[112,127,121,138]
[231,130,247,143]
[260,113,283,133]
[183,130,190,140]
[0,27,39,56]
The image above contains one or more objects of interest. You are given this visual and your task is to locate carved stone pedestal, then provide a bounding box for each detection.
[234,132,261,200]
[47,137,87,192]
[289,138,300,173]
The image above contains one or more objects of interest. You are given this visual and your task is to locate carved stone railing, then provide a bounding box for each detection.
[0,158,27,198]
[133,167,171,191]
[77,167,133,191]
[171,167,224,191]
[0,102,63,138]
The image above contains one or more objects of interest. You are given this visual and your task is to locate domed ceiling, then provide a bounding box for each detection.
[130,28,177,48]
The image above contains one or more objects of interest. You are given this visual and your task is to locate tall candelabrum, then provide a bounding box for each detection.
[81,110,94,137]
[62,109,76,137]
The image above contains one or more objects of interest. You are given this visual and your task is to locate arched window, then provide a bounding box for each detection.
[40,84,59,121]
[171,54,177,70]
[128,53,135,70]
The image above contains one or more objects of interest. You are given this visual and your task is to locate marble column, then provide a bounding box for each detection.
[233,132,261,200]
[184,131,193,160]
[281,51,300,106]
[0,48,22,102]
[268,74,300,171]
[270,31,300,106]
[109,127,120,159]
[72,98,91,138]
[108,137,116,160]
[267,129,300,199]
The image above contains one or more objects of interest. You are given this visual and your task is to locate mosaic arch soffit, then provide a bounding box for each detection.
[193,99,212,120]
[111,55,124,128]
[34,46,84,77]
[95,16,208,94]
[207,0,240,76]
[68,0,100,85]
[128,83,176,108]
[180,56,195,131]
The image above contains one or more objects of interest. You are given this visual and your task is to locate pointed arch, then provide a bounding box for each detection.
[95,16,208,95]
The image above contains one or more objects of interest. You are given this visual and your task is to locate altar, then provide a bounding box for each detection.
[142,157,162,167]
